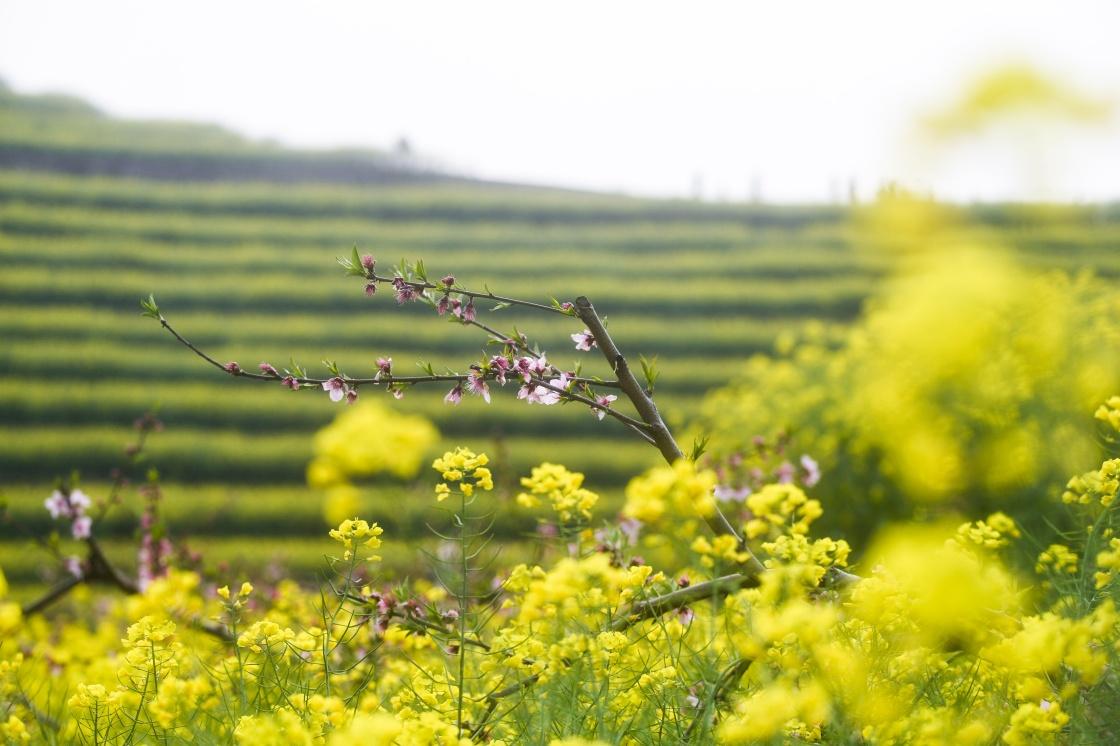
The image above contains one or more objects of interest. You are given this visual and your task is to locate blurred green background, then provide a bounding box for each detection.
[3,79,1119,597]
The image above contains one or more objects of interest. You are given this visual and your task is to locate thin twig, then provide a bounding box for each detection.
[370,273,566,315]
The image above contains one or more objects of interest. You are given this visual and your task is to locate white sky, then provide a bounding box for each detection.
[1,0,1118,202]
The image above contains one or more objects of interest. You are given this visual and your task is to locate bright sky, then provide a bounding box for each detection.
[1,0,1118,202]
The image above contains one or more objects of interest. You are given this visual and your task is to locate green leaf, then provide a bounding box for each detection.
[639,354,660,393]
[139,294,161,319]
[490,302,512,312]
[689,434,711,462]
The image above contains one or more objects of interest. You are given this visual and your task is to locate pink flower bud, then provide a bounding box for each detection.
[441,274,455,286]
[463,299,476,322]
[345,388,359,404]
[365,282,377,297]
[223,361,242,375]
[281,376,299,390]
[361,254,376,271]
[259,362,279,376]
[392,277,418,304]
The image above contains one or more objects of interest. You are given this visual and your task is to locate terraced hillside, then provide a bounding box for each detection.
[3,82,1119,595]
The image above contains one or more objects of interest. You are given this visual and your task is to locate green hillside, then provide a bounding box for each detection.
[3,82,1119,594]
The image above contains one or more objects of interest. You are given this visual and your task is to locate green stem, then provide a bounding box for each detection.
[457,488,469,737]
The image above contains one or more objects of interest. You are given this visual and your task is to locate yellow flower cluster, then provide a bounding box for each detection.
[329,517,384,561]
[622,458,716,533]
[0,568,20,637]
[1095,394,1120,431]
[1062,458,1120,507]
[305,401,439,525]
[432,447,492,500]
[516,462,599,523]
[955,511,1021,550]
[1096,537,1120,589]
[1036,544,1079,576]
[690,534,751,568]
[744,483,822,539]
[1003,700,1070,746]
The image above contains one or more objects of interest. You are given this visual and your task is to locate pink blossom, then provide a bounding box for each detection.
[571,330,596,351]
[391,386,405,400]
[489,355,511,385]
[592,393,617,420]
[517,383,558,405]
[322,377,347,402]
[392,277,418,304]
[281,375,299,390]
[364,282,377,297]
[64,555,83,578]
[800,454,821,488]
[69,489,91,513]
[467,370,491,403]
[45,491,70,519]
[560,301,575,312]
[449,298,462,318]
[619,517,641,546]
[713,485,751,503]
[437,296,450,315]
[441,274,455,287]
[376,357,392,380]
[462,299,476,322]
[345,388,359,404]
[361,254,376,272]
[72,515,92,540]
[444,384,463,405]
[259,362,279,376]
[775,461,795,484]
[515,357,536,383]
[677,607,695,625]
[223,361,242,375]
[536,386,562,405]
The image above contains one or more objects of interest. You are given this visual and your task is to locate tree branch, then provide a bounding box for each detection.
[683,657,753,740]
